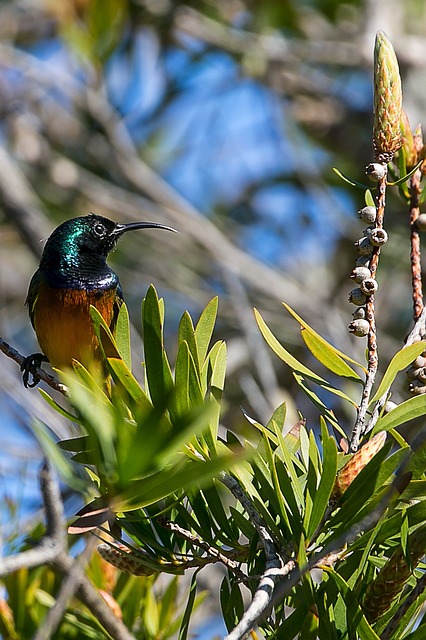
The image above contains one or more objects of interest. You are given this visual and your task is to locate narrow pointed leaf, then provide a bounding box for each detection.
[114,302,131,370]
[323,569,381,640]
[195,297,218,365]
[307,432,338,539]
[283,303,364,378]
[178,311,200,372]
[142,285,174,408]
[375,395,426,432]
[255,309,327,383]
[370,342,426,404]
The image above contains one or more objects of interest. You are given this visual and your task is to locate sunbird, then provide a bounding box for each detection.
[22,213,176,386]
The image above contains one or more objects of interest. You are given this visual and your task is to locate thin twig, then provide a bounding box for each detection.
[220,472,285,640]
[0,460,66,578]
[350,165,387,452]
[409,167,424,322]
[0,337,68,396]
[160,519,248,581]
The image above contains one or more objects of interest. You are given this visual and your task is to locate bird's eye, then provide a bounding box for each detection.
[93,223,106,238]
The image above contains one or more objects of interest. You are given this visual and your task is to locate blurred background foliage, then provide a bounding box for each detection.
[1,0,426,627]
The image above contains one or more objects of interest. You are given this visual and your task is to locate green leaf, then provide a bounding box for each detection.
[32,420,87,492]
[370,342,426,404]
[387,159,423,186]
[114,452,242,511]
[255,308,328,384]
[195,297,218,365]
[202,484,238,542]
[203,340,226,448]
[333,167,370,189]
[38,388,83,425]
[283,303,364,378]
[178,570,200,640]
[292,374,345,434]
[374,395,426,432]
[306,426,338,540]
[323,569,381,640]
[114,302,131,370]
[178,311,200,373]
[262,432,291,531]
[365,190,375,207]
[175,341,203,415]
[58,436,90,452]
[142,285,174,410]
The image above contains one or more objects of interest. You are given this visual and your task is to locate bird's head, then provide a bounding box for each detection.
[41,213,177,266]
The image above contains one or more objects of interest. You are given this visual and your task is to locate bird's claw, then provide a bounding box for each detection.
[21,353,49,388]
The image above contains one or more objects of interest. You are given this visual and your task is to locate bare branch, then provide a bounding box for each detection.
[0,337,69,396]
[33,538,97,640]
[0,460,65,579]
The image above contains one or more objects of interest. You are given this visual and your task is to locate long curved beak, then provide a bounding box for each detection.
[113,221,178,236]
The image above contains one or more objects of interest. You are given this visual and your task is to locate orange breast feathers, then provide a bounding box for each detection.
[31,282,118,371]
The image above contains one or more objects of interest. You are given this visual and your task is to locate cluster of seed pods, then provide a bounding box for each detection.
[407,353,426,395]
[347,193,388,337]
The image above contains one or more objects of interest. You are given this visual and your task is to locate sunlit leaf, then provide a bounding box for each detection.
[370,342,426,404]
[333,167,370,189]
[114,302,131,370]
[178,311,200,373]
[142,285,174,410]
[374,395,426,432]
[195,297,218,365]
[283,303,364,378]
[306,426,338,540]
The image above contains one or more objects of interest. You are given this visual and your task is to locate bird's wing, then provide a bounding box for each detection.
[25,270,43,329]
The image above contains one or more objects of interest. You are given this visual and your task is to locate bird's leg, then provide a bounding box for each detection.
[21,352,49,388]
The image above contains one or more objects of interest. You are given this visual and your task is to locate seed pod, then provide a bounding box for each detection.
[357,206,377,224]
[373,31,403,162]
[362,526,426,623]
[417,367,426,382]
[332,431,387,500]
[348,319,370,337]
[406,366,423,381]
[352,307,366,319]
[355,237,374,256]
[348,288,367,306]
[356,255,371,269]
[414,355,426,368]
[383,400,398,414]
[360,278,378,296]
[368,227,388,246]
[366,162,387,181]
[409,380,426,395]
[351,267,371,283]
[97,543,156,576]
[416,213,426,231]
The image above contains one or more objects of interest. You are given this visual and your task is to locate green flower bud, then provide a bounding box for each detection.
[373,31,403,161]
